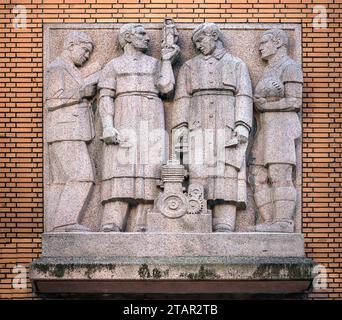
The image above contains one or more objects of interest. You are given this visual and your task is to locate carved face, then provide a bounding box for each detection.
[69,43,92,67]
[193,32,217,56]
[259,34,278,61]
[129,26,150,52]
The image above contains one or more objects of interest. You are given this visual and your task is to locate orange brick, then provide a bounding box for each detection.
[0,0,341,300]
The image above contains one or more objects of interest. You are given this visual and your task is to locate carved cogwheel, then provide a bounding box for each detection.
[187,196,204,214]
[158,192,188,219]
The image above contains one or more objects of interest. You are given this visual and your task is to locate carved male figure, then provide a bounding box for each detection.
[45,31,97,232]
[98,24,179,232]
[250,29,303,232]
[172,23,253,232]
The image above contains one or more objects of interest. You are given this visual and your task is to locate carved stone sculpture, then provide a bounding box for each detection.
[45,31,99,232]
[249,29,303,233]
[32,23,314,297]
[172,22,253,232]
[98,24,179,232]
[161,16,179,49]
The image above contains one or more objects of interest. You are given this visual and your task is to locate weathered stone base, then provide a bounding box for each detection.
[30,232,315,296]
[40,232,306,257]
[30,256,314,295]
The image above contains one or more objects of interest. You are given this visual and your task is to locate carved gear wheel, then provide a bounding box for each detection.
[157,192,188,219]
[187,196,204,214]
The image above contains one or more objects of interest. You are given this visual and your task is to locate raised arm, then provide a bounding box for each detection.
[156,46,180,96]
[171,62,191,160]
[172,62,191,130]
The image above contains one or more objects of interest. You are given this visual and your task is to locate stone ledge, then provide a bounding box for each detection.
[30,256,315,295]
[42,232,305,258]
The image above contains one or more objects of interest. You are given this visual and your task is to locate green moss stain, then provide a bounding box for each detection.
[52,264,66,278]
[84,265,97,279]
[34,263,117,279]
[34,263,50,274]
[138,264,169,279]
[253,264,312,279]
[138,264,151,279]
[152,268,161,279]
[180,265,220,280]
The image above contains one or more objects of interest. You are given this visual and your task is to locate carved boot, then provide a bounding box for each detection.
[102,224,121,232]
[52,181,94,232]
[134,204,152,232]
[256,220,294,233]
[254,205,275,232]
[63,224,92,232]
[252,187,275,232]
[101,201,129,232]
[272,186,297,233]
[53,223,91,233]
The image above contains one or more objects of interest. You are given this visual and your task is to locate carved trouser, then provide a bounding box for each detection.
[190,175,238,232]
[252,163,296,223]
[212,203,236,232]
[101,201,153,232]
[48,141,94,231]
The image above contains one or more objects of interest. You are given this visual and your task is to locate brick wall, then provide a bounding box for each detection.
[0,0,341,299]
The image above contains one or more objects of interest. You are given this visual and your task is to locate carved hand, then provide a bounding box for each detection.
[161,45,180,64]
[101,127,120,145]
[234,125,249,145]
[173,123,189,153]
[285,97,301,111]
[81,83,97,99]
[253,97,267,112]
[175,123,188,140]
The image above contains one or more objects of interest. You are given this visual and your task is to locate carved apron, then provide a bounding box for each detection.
[100,55,166,203]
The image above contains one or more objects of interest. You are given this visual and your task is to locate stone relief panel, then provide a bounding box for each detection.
[44,23,302,234]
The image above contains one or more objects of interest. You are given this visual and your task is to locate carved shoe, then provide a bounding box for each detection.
[255,220,294,233]
[213,224,234,233]
[102,223,121,232]
[62,224,91,233]
[134,225,146,232]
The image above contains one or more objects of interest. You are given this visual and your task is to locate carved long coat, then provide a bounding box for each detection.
[98,53,167,202]
[173,48,253,206]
